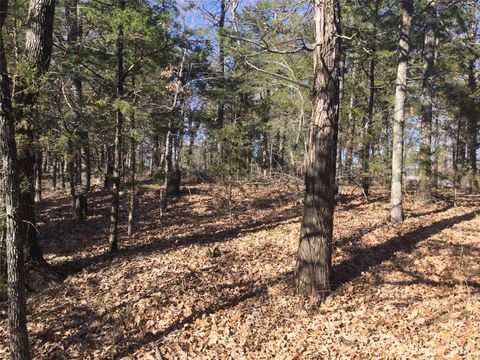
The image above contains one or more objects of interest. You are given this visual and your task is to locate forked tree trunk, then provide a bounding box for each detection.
[296,0,341,298]
[417,0,436,202]
[390,0,413,223]
[0,2,31,356]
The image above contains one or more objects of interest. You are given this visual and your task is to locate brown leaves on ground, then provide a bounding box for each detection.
[0,182,479,359]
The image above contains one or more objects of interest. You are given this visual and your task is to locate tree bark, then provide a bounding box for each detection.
[466,58,478,192]
[417,0,436,202]
[51,154,57,192]
[345,64,357,181]
[104,144,114,189]
[0,1,31,356]
[127,76,136,238]
[67,140,77,211]
[390,0,413,223]
[34,151,42,203]
[13,0,58,290]
[216,0,226,160]
[65,0,89,217]
[217,0,226,128]
[296,0,341,298]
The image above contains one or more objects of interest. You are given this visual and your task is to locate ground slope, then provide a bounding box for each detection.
[0,183,479,359]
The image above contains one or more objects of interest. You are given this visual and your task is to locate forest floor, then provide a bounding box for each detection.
[0,180,479,359]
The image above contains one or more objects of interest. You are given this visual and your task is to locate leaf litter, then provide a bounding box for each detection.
[0,182,479,359]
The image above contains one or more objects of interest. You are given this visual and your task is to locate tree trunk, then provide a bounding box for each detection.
[127,76,137,238]
[216,0,226,160]
[453,114,463,191]
[34,151,42,203]
[296,0,341,298]
[61,158,66,189]
[390,0,413,223]
[0,3,31,356]
[345,64,357,181]
[217,0,225,126]
[417,0,436,202]
[361,1,379,197]
[109,0,125,252]
[66,0,89,216]
[161,121,173,210]
[51,154,57,192]
[466,58,478,192]
[67,140,77,211]
[104,144,114,189]
[14,0,59,291]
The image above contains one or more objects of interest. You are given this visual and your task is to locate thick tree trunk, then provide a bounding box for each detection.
[417,0,436,202]
[390,0,413,223]
[109,0,125,252]
[13,0,59,292]
[0,3,31,356]
[296,0,341,298]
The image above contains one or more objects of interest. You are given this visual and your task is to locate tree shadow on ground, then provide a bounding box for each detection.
[114,272,294,358]
[331,210,479,290]
[54,204,300,276]
[381,265,480,290]
[408,203,454,218]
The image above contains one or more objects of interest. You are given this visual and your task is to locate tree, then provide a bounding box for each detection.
[360,0,380,197]
[390,0,413,223]
[417,0,436,202]
[65,0,89,219]
[12,0,59,292]
[296,0,341,297]
[0,0,31,357]
[108,0,126,253]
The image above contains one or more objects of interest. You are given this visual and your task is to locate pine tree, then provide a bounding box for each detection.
[296,0,341,298]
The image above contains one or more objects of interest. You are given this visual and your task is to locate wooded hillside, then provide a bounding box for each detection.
[0,0,479,358]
